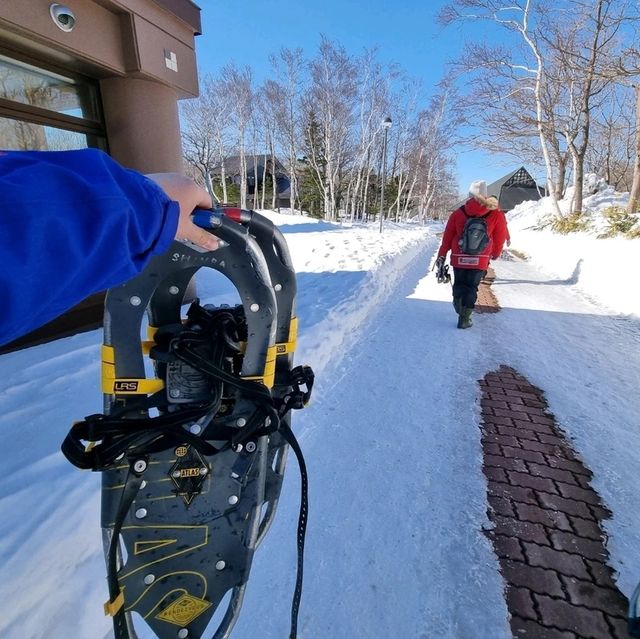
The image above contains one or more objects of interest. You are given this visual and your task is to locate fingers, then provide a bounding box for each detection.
[177,218,220,251]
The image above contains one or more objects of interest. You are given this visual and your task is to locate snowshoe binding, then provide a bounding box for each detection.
[62,207,314,639]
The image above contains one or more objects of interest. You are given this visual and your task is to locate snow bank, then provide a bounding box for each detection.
[506,177,639,318]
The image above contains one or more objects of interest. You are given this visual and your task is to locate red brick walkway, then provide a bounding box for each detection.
[476,268,500,314]
[477,274,630,638]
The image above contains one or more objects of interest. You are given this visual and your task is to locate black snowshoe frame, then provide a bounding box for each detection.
[62,208,313,639]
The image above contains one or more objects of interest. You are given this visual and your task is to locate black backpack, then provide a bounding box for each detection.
[458,205,490,255]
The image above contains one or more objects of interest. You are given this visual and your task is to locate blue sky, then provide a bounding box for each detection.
[194,0,534,195]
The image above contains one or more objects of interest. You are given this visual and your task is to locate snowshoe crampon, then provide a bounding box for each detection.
[62,208,313,639]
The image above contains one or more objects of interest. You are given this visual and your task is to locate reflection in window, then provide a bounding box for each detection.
[0,54,99,121]
[0,116,91,150]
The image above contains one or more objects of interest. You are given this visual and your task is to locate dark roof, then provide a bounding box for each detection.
[455,166,546,211]
[486,167,539,198]
[216,154,288,176]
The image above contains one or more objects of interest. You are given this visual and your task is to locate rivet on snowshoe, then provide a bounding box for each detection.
[215,560,226,571]
[189,423,201,434]
[133,459,147,473]
[245,441,257,453]
[169,286,180,295]
[199,467,208,475]
[274,283,282,291]
[169,388,181,398]
[135,508,147,519]
[236,417,247,427]
[177,629,189,639]
[228,495,239,505]
[129,295,142,306]
[249,303,259,312]
[143,574,155,585]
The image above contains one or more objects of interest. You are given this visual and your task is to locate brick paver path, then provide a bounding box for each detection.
[476,268,500,314]
[477,265,631,638]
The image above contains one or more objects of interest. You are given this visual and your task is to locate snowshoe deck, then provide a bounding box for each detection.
[62,208,313,639]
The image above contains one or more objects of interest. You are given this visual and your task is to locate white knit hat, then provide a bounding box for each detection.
[469,180,488,199]
[468,180,499,210]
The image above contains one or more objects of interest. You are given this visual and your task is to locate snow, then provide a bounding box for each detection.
[0,191,639,639]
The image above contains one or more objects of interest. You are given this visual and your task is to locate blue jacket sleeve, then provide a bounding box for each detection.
[0,148,180,346]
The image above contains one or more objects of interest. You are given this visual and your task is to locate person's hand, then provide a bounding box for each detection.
[435,255,445,269]
[146,173,219,251]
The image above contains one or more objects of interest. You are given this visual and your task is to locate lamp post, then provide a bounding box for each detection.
[379,116,392,233]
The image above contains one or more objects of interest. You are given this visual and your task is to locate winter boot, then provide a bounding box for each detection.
[457,307,473,329]
[452,297,462,315]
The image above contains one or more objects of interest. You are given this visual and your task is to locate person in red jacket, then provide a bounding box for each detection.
[435,180,508,329]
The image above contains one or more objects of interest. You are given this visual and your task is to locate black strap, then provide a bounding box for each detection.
[279,422,308,639]
[108,461,145,639]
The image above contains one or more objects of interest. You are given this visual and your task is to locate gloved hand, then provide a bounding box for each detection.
[434,256,450,283]
[507,239,511,247]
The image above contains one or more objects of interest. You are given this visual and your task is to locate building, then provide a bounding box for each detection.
[217,154,291,209]
[0,0,203,352]
[487,167,546,211]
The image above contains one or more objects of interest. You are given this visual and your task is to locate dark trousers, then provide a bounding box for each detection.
[452,268,486,309]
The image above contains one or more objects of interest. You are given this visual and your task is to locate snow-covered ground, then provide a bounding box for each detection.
[0,194,638,639]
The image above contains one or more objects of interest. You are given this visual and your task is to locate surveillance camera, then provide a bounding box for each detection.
[50,4,76,32]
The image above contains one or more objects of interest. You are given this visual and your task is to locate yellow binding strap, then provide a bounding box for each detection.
[243,345,277,388]
[104,591,125,616]
[101,345,164,395]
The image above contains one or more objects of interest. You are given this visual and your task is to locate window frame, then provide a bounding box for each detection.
[0,46,107,150]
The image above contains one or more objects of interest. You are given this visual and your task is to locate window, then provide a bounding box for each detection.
[0,53,106,151]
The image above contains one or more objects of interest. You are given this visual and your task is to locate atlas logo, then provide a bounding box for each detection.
[179,467,202,478]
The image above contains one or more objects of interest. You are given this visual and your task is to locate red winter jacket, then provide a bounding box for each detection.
[437,197,508,270]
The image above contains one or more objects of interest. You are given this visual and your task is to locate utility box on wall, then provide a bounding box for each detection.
[0,0,202,352]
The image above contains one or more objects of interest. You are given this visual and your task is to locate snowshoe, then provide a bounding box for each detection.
[62,208,313,639]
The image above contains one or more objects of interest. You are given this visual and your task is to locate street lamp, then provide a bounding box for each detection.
[379,116,392,233]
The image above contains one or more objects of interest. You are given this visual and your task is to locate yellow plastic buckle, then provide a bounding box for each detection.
[104,591,125,616]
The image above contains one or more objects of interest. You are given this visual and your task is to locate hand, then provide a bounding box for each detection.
[435,255,445,268]
[146,173,219,251]
[506,239,511,247]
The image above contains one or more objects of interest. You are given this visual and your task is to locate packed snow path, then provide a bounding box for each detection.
[0,217,638,639]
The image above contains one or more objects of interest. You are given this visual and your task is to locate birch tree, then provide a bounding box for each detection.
[181,74,232,201]
[543,0,624,215]
[269,48,305,212]
[222,64,253,209]
[303,37,357,219]
[440,0,564,216]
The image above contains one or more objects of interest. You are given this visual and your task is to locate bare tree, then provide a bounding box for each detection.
[340,48,396,222]
[222,64,253,209]
[543,0,625,215]
[440,0,565,216]
[586,83,635,189]
[303,37,357,219]
[181,74,231,202]
[269,48,305,212]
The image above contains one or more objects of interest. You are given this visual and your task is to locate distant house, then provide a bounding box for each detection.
[216,155,291,208]
[487,167,546,211]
